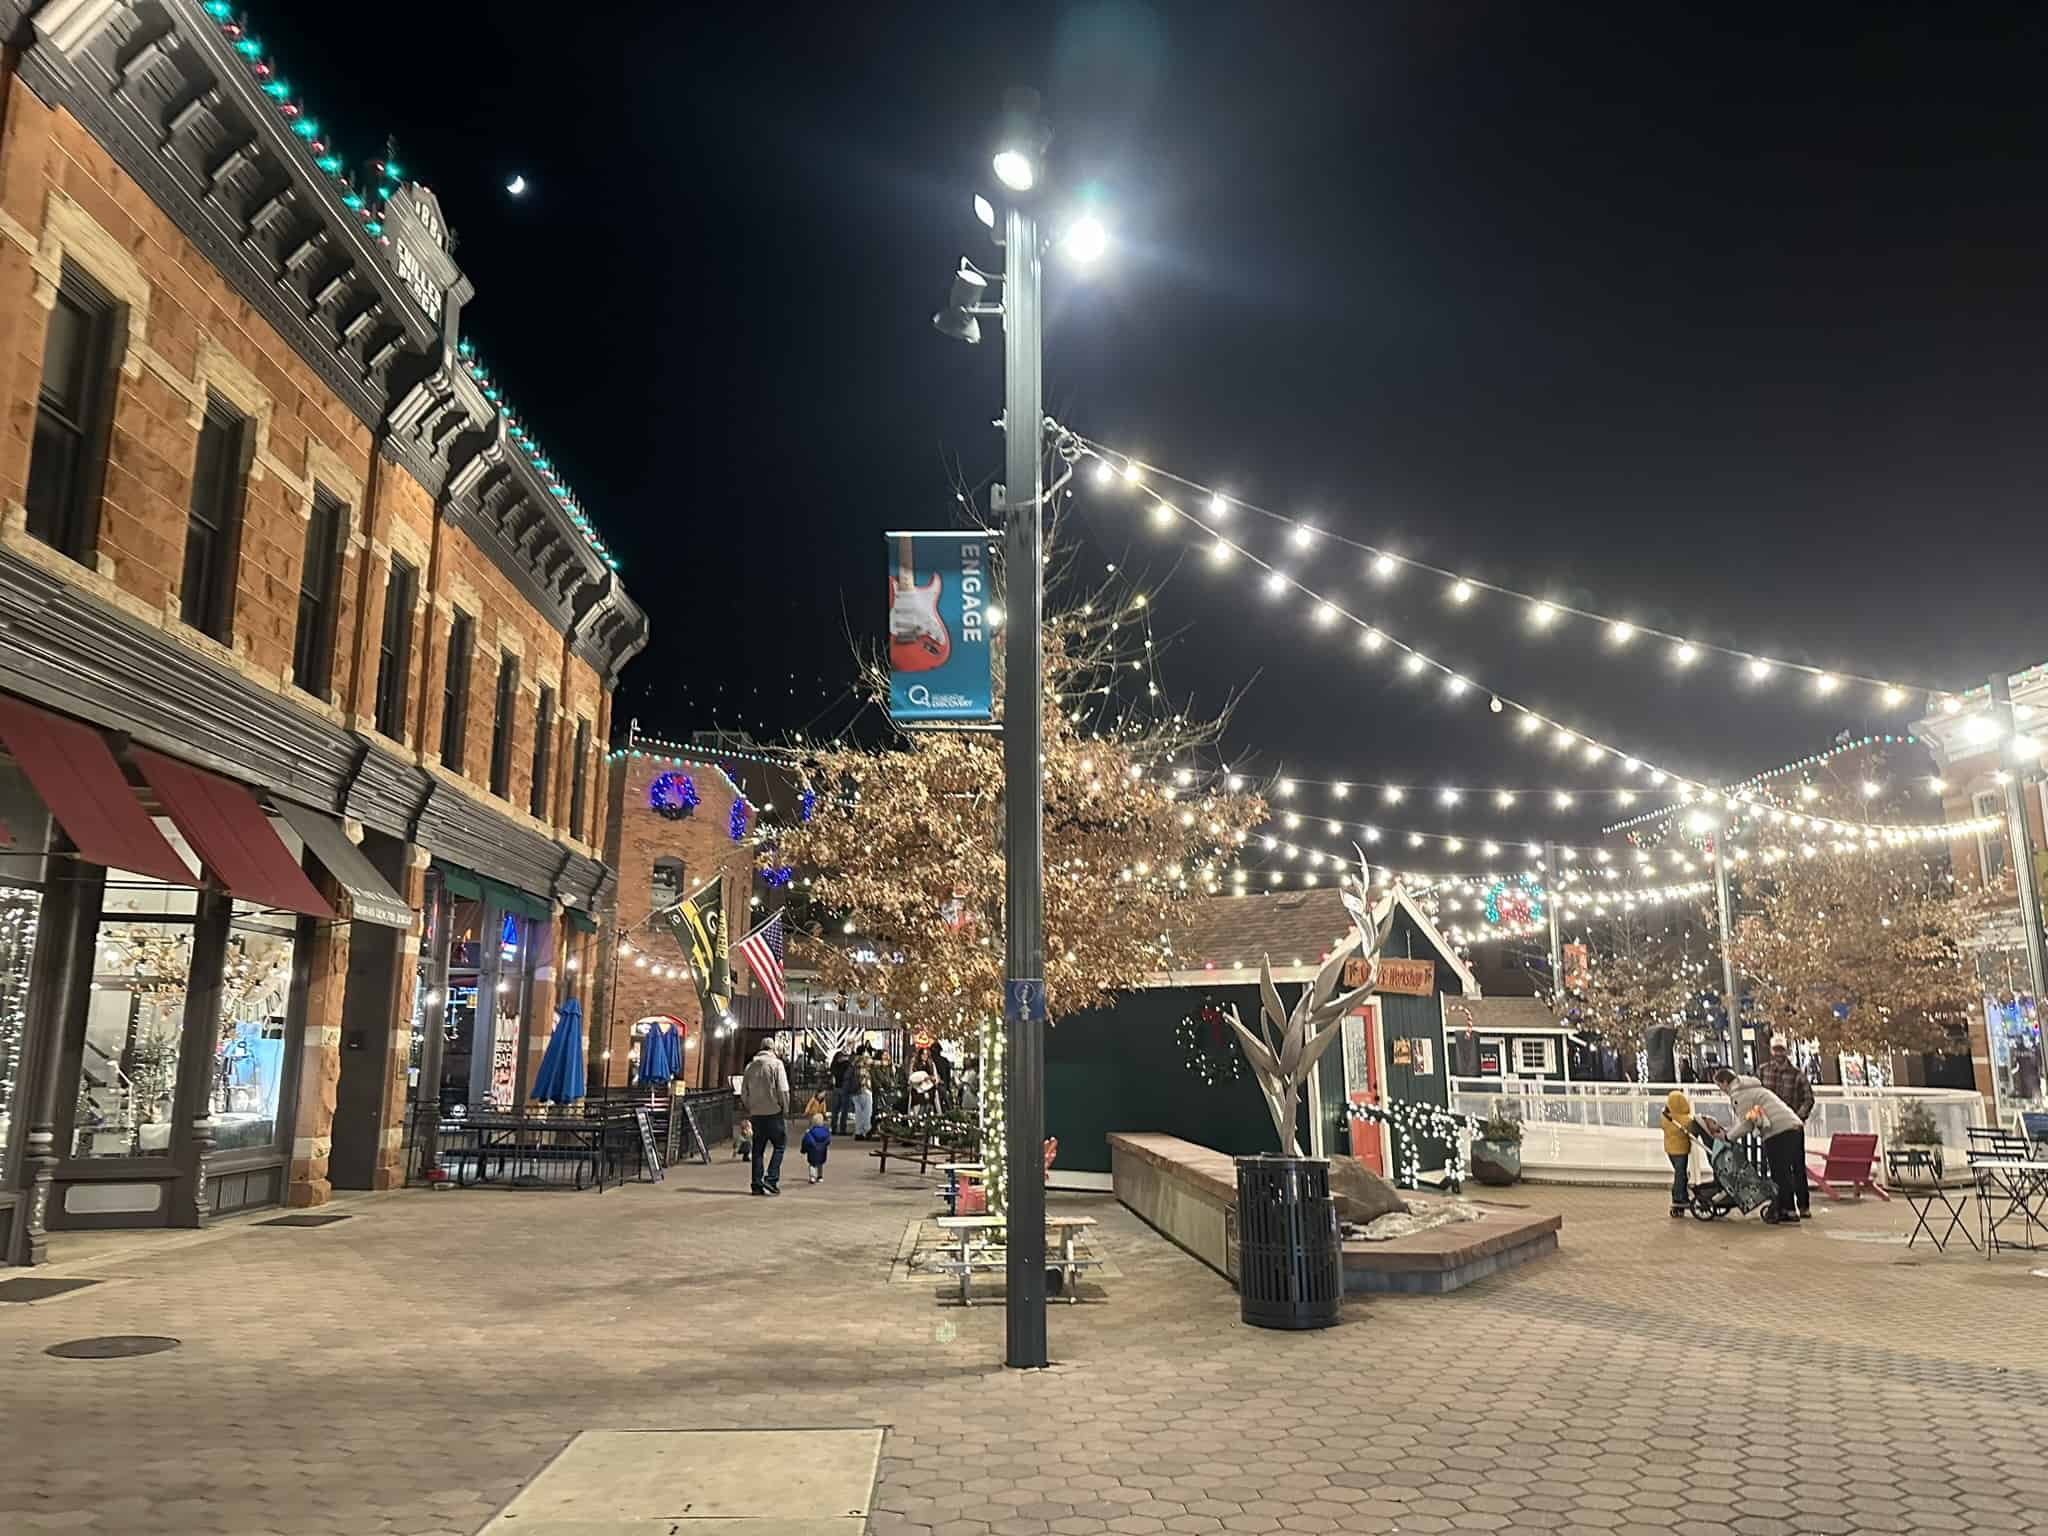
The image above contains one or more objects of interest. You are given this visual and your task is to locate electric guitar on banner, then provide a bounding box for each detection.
[889,534,951,672]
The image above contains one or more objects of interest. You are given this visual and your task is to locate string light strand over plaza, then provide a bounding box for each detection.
[1070,435,1955,709]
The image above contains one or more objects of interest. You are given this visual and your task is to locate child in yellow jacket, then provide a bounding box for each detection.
[1661,1089,1696,1217]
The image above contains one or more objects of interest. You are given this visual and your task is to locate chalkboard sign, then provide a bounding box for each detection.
[634,1108,664,1182]
[679,1101,711,1165]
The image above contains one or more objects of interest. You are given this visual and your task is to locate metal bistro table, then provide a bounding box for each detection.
[1968,1155,2048,1257]
[440,1110,643,1191]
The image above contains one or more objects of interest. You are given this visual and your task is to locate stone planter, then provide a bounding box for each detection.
[1471,1137,1522,1186]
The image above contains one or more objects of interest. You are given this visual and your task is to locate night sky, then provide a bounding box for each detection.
[262,2,2045,854]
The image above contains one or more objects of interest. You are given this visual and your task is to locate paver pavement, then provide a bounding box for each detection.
[0,1153,2040,1535]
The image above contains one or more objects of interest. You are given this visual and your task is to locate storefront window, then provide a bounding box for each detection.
[437,898,483,1111]
[73,836,200,1160]
[75,911,191,1158]
[210,902,297,1152]
[0,886,41,1174]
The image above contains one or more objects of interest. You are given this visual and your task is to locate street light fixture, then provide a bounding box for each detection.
[930,87,1108,1373]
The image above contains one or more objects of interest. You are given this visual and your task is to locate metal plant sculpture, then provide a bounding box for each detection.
[1224,854,1393,1157]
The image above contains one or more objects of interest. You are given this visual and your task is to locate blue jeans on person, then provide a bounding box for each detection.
[830,1087,850,1135]
[751,1114,787,1192]
[852,1089,874,1138]
[1669,1153,1690,1211]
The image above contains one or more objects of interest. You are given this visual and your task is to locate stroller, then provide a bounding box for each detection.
[1686,1119,1779,1222]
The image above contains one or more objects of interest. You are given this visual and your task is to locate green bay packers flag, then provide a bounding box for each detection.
[662,875,731,1026]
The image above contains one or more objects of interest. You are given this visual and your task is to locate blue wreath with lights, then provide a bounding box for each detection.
[649,772,699,821]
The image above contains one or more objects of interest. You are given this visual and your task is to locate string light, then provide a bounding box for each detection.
[1071,433,1948,708]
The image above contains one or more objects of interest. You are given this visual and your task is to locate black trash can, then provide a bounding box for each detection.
[1234,1154,1342,1330]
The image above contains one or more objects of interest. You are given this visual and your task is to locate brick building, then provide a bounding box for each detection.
[595,746,755,1094]
[0,2,644,1263]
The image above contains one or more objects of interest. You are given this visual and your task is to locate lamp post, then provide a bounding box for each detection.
[932,90,1107,1370]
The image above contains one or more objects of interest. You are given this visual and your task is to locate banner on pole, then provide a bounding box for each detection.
[886,531,995,724]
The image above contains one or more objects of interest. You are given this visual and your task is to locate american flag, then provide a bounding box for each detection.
[736,911,787,1021]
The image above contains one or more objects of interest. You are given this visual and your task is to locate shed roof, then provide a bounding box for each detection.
[1154,886,1476,993]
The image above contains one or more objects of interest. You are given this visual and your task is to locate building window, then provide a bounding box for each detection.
[1974,789,2009,886]
[180,392,253,641]
[373,557,416,739]
[211,901,298,1152]
[73,855,201,1159]
[440,609,474,772]
[1516,1037,1555,1075]
[652,856,684,911]
[530,684,555,818]
[488,651,520,798]
[291,485,348,698]
[569,717,591,840]
[25,264,123,562]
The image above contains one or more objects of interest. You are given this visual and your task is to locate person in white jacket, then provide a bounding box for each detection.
[1711,1067,1806,1223]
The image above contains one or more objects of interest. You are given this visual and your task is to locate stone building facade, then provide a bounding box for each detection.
[0,2,643,1262]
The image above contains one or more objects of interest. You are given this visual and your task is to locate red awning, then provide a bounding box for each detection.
[0,695,195,886]
[131,749,333,920]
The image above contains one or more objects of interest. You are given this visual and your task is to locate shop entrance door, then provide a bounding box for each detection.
[1342,1002,1385,1176]
[329,918,400,1189]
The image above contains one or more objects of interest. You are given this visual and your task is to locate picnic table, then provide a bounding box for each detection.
[932,1214,1100,1306]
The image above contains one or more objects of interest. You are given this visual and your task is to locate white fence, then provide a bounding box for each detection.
[1448,1079,1985,1183]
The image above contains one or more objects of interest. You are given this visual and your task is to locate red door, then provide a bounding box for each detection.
[1346,1004,1385,1175]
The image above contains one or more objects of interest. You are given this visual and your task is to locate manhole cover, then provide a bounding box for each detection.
[258,1213,353,1228]
[0,1277,98,1303]
[46,1335,179,1360]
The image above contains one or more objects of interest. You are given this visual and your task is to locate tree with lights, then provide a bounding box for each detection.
[1566,895,1714,1066]
[1728,833,1975,1059]
[772,584,1266,1215]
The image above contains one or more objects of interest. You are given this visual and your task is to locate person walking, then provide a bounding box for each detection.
[801,1114,831,1184]
[1710,1066,1807,1223]
[850,1046,875,1140]
[742,1042,791,1196]
[1660,1088,1697,1217]
[1757,1039,1816,1218]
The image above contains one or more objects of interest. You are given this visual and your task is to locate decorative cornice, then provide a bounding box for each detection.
[14,0,639,681]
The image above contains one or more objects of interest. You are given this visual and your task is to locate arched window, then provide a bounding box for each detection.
[651,856,684,911]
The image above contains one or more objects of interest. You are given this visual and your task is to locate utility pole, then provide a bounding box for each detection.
[1991,673,2048,1002]
[1711,834,1743,1071]
[998,194,1049,1369]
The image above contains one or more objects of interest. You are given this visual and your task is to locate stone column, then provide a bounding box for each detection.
[16,867,102,1264]
[287,880,351,1208]
[371,849,429,1189]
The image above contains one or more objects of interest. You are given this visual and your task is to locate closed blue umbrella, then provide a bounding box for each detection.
[637,1015,684,1085]
[531,998,587,1103]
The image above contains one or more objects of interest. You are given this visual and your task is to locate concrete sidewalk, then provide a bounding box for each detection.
[0,1151,2039,1534]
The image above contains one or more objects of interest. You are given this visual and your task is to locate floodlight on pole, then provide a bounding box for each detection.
[1060,215,1109,266]
[992,149,1036,192]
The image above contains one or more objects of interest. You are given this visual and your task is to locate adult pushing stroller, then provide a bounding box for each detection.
[1686,1117,1779,1221]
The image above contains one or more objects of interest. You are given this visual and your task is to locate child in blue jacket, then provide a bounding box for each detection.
[801,1114,831,1184]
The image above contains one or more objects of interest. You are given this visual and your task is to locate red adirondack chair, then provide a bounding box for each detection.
[1811,1132,1888,1202]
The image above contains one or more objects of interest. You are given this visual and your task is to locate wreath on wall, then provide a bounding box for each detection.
[1176,1000,1242,1087]
[649,772,699,821]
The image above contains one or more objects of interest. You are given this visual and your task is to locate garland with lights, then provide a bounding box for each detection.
[1347,1099,1478,1191]
[1175,1001,1242,1086]
[649,771,699,820]
[729,799,751,843]
[977,1013,1006,1218]
[762,865,794,889]
[799,787,817,823]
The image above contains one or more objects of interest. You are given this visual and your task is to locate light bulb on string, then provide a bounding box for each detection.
[1531,602,1557,628]
[1372,553,1396,580]
[1292,524,1317,548]
[1265,570,1287,596]
[1449,580,1474,604]
[1673,642,1698,667]
[1361,629,1384,652]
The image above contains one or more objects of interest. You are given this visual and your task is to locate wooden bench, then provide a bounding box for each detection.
[931,1214,1101,1306]
[1811,1132,1888,1202]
